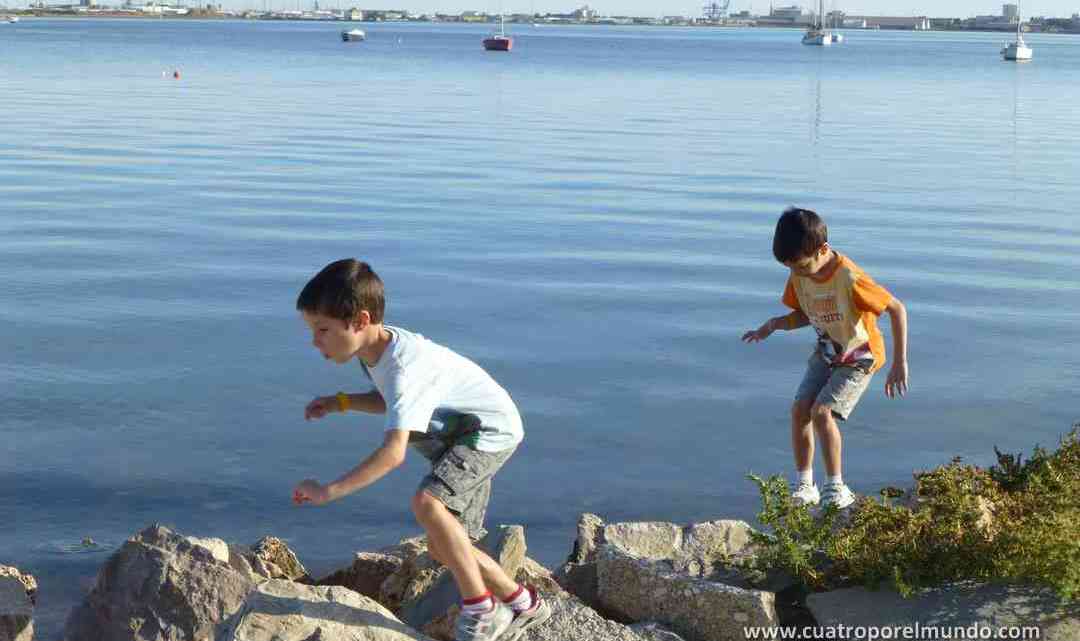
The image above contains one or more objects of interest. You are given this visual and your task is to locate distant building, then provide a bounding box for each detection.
[754,4,811,27]
[1002,4,1018,21]
[572,5,597,21]
[852,15,931,30]
[345,7,361,20]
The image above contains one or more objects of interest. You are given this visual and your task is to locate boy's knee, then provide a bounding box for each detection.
[810,403,834,425]
[791,399,813,423]
[411,490,445,519]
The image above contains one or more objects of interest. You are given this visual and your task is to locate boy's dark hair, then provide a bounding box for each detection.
[296,259,385,324]
[773,207,828,263]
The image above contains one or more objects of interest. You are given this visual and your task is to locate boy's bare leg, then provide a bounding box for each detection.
[791,399,815,472]
[473,547,519,599]
[810,404,842,477]
[412,491,487,598]
[425,529,519,599]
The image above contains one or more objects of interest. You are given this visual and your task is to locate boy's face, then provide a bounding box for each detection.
[784,243,832,278]
[302,311,364,364]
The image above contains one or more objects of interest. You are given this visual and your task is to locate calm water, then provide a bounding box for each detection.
[2,19,1080,637]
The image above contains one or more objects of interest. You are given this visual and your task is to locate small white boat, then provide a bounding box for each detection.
[4,15,19,23]
[1002,38,1033,61]
[802,30,832,46]
[801,0,839,46]
[1001,1,1032,61]
[341,28,365,42]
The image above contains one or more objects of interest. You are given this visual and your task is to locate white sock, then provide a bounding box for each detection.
[461,594,494,617]
[826,474,844,487]
[797,469,814,486]
[502,585,533,613]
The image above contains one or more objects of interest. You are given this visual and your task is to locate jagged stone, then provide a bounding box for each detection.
[518,592,654,641]
[215,579,435,641]
[516,558,564,596]
[555,514,759,613]
[249,536,309,582]
[596,546,777,641]
[1,568,35,641]
[63,524,257,641]
[319,552,404,601]
[628,622,687,641]
[807,581,1080,641]
[377,537,446,615]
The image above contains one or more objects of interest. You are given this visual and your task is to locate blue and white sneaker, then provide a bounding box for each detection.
[791,481,821,506]
[821,482,856,509]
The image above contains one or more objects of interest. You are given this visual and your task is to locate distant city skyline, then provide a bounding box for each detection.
[283,2,1079,18]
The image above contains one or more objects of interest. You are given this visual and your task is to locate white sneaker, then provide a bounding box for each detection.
[455,601,513,641]
[791,481,820,506]
[821,482,856,509]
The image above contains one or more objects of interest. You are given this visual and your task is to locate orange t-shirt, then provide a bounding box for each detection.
[782,252,893,372]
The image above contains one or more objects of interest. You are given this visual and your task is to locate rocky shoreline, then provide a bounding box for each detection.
[3,512,1078,641]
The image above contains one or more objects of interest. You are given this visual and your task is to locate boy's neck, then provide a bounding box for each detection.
[809,249,840,282]
[357,326,392,367]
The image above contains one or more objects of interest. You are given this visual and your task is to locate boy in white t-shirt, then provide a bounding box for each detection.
[292,259,550,641]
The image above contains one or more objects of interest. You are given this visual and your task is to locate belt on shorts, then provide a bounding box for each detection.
[408,413,496,449]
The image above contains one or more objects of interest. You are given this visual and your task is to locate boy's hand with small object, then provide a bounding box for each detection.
[304,396,337,421]
[293,479,330,506]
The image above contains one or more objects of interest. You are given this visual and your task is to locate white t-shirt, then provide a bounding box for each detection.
[360,326,523,452]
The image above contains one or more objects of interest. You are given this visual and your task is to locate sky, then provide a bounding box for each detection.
[397,2,1079,18]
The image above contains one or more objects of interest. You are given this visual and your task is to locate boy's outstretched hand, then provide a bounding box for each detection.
[885,361,909,398]
[304,396,337,421]
[742,320,776,344]
[293,479,330,506]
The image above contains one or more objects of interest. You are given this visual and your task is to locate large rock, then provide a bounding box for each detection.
[318,552,404,601]
[596,546,777,641]
[519,593,674,641]
[555,514,758,611]
[248,537,310,583]
[215,579,435,641]
[1,566,35,641]
[377,537,447,615]
[807,581,1080,641]
[64,524,258,641]
[400,526,527,630]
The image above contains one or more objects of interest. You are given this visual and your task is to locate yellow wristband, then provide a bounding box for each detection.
[336,392,351,413]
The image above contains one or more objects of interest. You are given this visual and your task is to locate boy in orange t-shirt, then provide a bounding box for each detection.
[743,208,910,508]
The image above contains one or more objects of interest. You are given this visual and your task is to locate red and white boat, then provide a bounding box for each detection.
[483,15,512,51]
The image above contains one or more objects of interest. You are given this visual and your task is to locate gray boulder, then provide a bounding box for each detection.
[1,566,35,641]
[596,546,777,641]
[318,551,405,601]
[519,593,672,641]
[64,524,258,641]
[555,514,760,612]
[247,537,309,583]
[215,579,435,641]
[807,581,1080,641]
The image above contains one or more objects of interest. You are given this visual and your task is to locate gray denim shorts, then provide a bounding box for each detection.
[795,350,875,421]
[412,439,516,540]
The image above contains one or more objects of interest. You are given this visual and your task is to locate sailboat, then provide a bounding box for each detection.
[483,13,513,51]
[1001,1,1032,61]
[802,0,841,46]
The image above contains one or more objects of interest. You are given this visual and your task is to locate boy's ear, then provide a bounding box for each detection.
[350,310,371,332]
[818,243,831,256]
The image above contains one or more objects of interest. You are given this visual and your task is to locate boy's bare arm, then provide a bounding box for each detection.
[884,298,909,398]
[293,429,409,505]
[304,390,386,420]
[742,310,809,343]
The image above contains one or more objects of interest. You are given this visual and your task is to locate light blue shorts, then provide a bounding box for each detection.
[795,350,875,421]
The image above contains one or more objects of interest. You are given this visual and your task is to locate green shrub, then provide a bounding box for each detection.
[746,426,1080,600]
